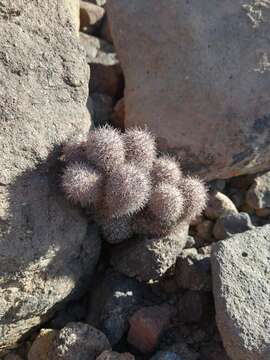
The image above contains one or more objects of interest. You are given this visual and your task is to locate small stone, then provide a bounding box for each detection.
[195,220,214,241]
[110,223,188,282]
[88,0,106,6]
[110,98,125,130]
[87,93,113,127]
[204,191,238,220]
[212,225,270,360]
[246,171,270,210]
[80,33,123,97]
[213,212,254,241]
[80,2,105,33]
[175,249,211,291]
[127,304,175,353]
[151,351,183,360]
[255,207,270,218]
[177,291,212,324]
[28,329,58,360]
[53,322,111,360]
[97,351,135,360]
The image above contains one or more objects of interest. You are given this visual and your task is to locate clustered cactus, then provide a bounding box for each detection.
[61,126,208,244]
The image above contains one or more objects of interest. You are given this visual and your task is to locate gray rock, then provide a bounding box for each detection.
[0,0,101,351]
[205,191,238,220]
[246,171,270,209]
[97,351,135,360]
[53,322,111,360]
[110,223,188,282]
[107,0,270,180]
[151,351,183,360]
[211,225,270,360]
[87,271,143,346]
[175,249,212,291]
[79,33,123,96]
[87,93,113,127]
[184,235,196,249]
[213,212,254,240]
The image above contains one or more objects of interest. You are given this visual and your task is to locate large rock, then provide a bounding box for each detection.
[212,226,270,359]
[0,0,101,351]
[107,0,270,180]
[110,223,188,282]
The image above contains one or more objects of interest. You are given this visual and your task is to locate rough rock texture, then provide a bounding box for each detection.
[151,352,183,360]
[66,0,80,32]
[175,249,212,292]
[213,212,254,240]
[107,0,270,180]
[53,322,111,360]
[110,223,188,281]
[246,171,270,209]
[212,226,270,360]
[0,0,100,351]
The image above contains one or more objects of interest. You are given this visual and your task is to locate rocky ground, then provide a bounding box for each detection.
[1,1,270,360]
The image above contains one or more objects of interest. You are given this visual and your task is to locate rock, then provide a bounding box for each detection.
[110,223,188,282]
[100,15,114,44]
[97,351,135,360]
[175,249,212,291]
[226,187,245,209]
[4,354,23,360]
[87,93,113,127]
[53,322,111,360]
[66,0,80,32]
[184,235,196,249]
[79,33,123,96]
[80,1,105,33]
[212,225,270,360]
[246,172,270,209]
[151,351,183,360]
[0,0,100,351]
[165,343,199,360]
[107,1,270,180]
[255,207,270,218]
[209,180,226,192]
[87,271,143,346]
[213,212,254,240]
[127,304,175,353]
[110,98,125,130]
[88,0,106,6]
[177,291,212,324]
[49,298,88,329]
[28,329,58,360]
[205,191,238,220]
[195,220,214,241]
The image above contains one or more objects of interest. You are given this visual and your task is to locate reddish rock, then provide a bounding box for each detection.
[127,304,175,353]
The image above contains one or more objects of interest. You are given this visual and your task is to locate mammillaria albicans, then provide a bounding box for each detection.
[61,125,208,243]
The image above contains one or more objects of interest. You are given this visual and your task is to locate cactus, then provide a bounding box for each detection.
[151,155,182,186]
[62,162,103,207]
[61,126,208,244]
[86,125,125,173]
[105,163,151,218]
[123,127,156,170]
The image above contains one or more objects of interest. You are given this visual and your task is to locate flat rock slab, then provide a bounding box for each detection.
[0,0,100,351]
[107,0,270,180]
[211,225,270,360]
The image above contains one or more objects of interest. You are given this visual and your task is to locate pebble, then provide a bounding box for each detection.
[246,171,270,209]
[28,329,58,360]
[80,2,105,33]
[204,191,238,220]
[127,304,175,353]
